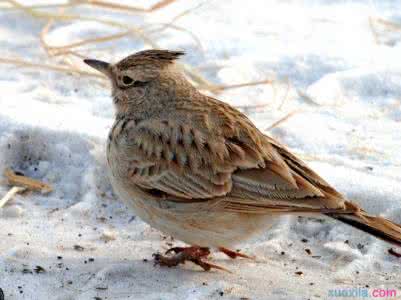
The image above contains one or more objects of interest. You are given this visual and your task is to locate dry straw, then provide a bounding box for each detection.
[0,0,340,135]
[1,0,276,96]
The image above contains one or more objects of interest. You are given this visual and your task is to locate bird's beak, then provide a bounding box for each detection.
[83,58,111,76]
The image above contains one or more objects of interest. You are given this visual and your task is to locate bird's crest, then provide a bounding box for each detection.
[116,49,184,70]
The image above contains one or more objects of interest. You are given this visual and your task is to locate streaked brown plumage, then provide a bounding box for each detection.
[84,50,401,270]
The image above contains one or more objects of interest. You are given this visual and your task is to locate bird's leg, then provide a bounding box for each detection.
[153,246,229,272]
[219,247,254,260]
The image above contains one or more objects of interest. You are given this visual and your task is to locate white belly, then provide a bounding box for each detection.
[110,176,278,248]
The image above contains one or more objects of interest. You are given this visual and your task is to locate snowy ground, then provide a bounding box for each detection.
[1,0,401,299]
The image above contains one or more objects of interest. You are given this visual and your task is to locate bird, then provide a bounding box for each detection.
[84,49,401,271]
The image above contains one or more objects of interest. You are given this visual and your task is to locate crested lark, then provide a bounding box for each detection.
[85,50,401,271]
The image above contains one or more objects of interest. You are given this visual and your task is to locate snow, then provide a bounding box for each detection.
[1,0,401,299]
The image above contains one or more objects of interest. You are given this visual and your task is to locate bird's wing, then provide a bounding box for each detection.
[117,107,346,212]
[226,136,346,212]
[117,117,244,199]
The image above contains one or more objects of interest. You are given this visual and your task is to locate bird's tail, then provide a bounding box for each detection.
[326,201,401,247]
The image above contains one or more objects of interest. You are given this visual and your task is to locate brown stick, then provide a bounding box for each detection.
[266,110,299,131]
[209,79,273,93]
[86,0,177,13]
[4,169,52,194]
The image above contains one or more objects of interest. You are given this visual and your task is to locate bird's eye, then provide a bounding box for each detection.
[121,75,148,88]
[122,75,133,85]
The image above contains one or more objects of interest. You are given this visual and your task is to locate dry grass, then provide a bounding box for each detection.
[265,110,300,131]
[208,79,274,93]
[0,57,103,78]
[0,0,275,94]
[0,0,311,135]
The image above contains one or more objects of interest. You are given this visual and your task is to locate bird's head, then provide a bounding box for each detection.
[84,49,188,115]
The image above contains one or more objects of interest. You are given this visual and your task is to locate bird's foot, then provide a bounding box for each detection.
[153,246,229,272]
[219,247,255,260]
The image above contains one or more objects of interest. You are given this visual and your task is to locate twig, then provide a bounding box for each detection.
[146,1,205,33]
[0,2,75,10]
[37,3,158,53]
[148,0,178,12]
[235,103,270,110]
[180,63,215,90]
[145,23,204,52]
[84,0,148,12]
[0,57,104,78]
[296,89,320,106]
[0,186,26,208]
[278,77,291,110]
[5,0,140,29]
[4,168,52,194]
[54,50,88,59]
[39,6,56,56]
[85,0,177,13]
[4,0,287,105]
[266,110,299,131]
[208,79,273,93]
[43,30,133,55]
